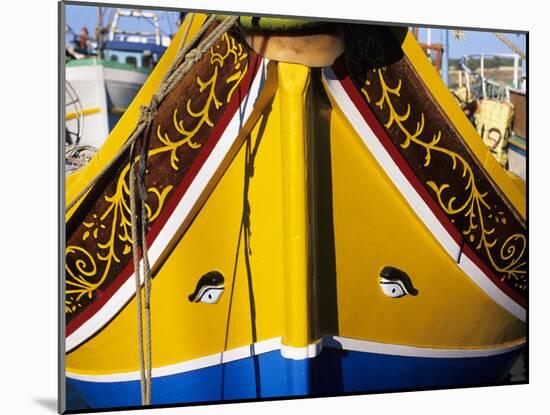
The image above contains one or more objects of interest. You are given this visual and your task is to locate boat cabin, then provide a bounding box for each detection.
[102,40,167,70]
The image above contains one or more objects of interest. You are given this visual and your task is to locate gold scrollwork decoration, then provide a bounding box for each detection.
[156,33,249,171]
[66,32,250,314]
[365,68,526,290]
[66,161,173,313]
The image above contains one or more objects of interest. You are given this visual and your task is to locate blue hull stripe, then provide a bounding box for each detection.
[509,144,526,157]
[67,346,523,410]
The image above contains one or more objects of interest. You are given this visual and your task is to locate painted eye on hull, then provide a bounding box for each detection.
[197,287,224,304]
[188,271,225,304]
[378,266,418,298]
[379,280,407,298]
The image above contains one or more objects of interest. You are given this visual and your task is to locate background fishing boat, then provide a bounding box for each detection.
[65,8,171,149]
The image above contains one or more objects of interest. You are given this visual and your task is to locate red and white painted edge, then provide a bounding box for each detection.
[66,57,267,352]
[321,65,526,322]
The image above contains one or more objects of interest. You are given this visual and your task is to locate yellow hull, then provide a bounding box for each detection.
[65,17,525,387]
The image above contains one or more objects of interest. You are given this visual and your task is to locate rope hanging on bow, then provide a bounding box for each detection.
[128,120,154,405]
[66,14,240,405]
[126,14,239,406]
[65,14,239,213]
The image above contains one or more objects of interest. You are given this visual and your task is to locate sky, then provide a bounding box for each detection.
[65,4,526,60]
[65,4,181,44]
[417,28,525,59]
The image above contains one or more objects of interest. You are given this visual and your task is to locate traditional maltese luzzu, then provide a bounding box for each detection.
[65,14,526,409]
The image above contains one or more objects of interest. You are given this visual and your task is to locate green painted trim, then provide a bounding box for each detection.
[216,15,324,31]
[66,58,152,75]
[509,134,526,151]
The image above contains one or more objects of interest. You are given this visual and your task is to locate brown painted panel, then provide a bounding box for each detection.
[342,24,526,302]
[66,26,258,327]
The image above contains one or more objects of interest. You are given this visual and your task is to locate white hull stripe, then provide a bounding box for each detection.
[458,253,526,320]
[66,59,268,353]
[321,66,525,322]
[66,335,525,383]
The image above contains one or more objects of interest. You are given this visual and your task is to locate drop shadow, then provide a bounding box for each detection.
[33,398,58,413]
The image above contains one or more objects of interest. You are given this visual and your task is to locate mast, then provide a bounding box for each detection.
[442,29,450,86]
[96,7,104,59]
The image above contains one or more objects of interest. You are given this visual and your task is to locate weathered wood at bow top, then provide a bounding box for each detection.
[343,24,527,301]
[65,25,256,325]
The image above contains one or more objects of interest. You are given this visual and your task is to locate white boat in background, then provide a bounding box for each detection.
[65,9,169,149]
